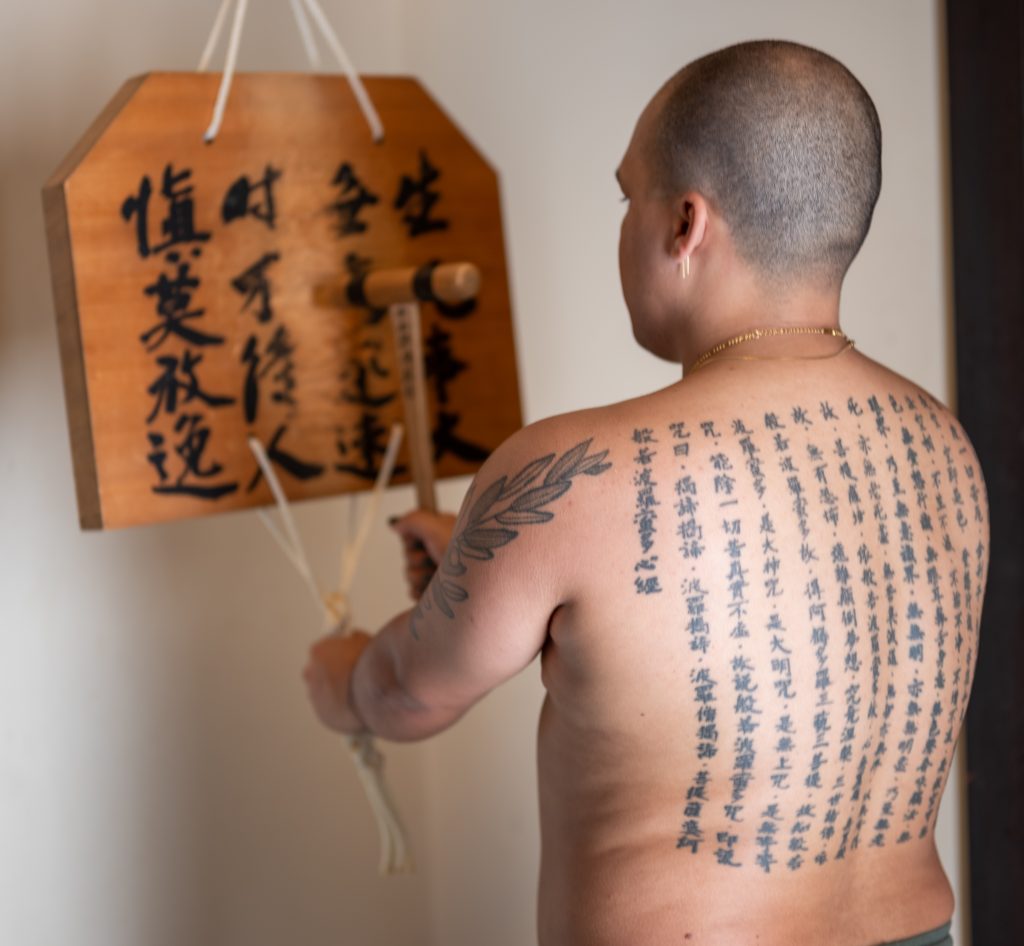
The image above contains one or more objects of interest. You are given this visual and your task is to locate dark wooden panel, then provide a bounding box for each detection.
[946,1,1024,943]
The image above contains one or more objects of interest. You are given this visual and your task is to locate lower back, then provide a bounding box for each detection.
[537,678,954,945]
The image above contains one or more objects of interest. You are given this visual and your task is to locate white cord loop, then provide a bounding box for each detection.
[198,0,384,144]
[288,0,322,69]
[200,0,248,143]
[296,0,384,142]
[248,425,413,874]
[197,0,233,72]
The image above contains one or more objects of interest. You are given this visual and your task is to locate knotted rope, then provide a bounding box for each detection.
[248,425,412,874]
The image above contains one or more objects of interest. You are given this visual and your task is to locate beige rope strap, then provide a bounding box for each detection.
[248,425,413,874]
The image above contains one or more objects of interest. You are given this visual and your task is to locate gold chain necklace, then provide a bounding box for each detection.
[687,325,853,374]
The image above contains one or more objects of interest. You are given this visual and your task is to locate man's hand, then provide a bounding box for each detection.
[302,512,456,738]
[390,510,457,599]
[303,630,373,734]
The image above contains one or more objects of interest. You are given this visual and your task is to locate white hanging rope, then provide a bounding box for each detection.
[201,0,249,143]
[198,0,385,144]
[298,0,385,142]
[287,0,322,69]
[250,438,323,613]
[197,0,233,71]
[248,426,413,874]
[339,452,391,597]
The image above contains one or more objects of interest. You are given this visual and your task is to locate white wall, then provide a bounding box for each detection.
[0,2,963,945]
[0,4,436,946]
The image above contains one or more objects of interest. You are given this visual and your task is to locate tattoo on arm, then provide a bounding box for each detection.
[409,438,612,638]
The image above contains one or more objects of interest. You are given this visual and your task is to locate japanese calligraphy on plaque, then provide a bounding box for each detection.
[43,74,522,529]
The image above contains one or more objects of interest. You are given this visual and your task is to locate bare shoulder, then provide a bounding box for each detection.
[443,406,623,585]
[478,388,694,503]
[879,364,990,511]
[476,395,659,496]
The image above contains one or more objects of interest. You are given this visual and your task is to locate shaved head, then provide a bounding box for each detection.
[649,40,882,286]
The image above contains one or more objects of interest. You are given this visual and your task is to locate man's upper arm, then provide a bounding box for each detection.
[390,424,613,715]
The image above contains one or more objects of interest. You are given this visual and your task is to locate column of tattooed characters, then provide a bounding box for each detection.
[942,438,968,749]
[860,394,903,846]
[875,395,920,842]
[632,428,664,595]
[829,417,865,859]
[949,420,983,716]
[873,394,925,845]
[914,397,960,766]
[924,414,983,779]
[903,394,952,835]
[799,401,858,861]
[705,419,758,867]
[891,396,944,840]
[837,397,884,852]
[672,421,718,856]
[762,408,830,866]
[823,403,872,851]
[734,417,799,873]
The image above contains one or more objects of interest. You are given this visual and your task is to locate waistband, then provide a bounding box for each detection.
[882,921,953,946]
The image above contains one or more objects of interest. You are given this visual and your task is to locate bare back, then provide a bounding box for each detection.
[538,349,987,945]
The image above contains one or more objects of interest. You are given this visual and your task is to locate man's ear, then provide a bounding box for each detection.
[672,192,709,261]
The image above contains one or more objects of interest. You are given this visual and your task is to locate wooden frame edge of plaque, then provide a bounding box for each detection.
[408,74,500,178]
[42,74,148,530]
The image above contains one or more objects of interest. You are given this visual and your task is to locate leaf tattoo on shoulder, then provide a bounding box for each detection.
[410,439,612,638]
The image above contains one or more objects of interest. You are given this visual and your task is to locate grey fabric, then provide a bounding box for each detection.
[882,921,953,946]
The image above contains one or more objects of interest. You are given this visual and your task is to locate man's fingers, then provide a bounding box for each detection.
[405,561,437,599]
[400,533,435,562]
[405,547,433,569]
[390,510,457,562]
[391,510,449,600]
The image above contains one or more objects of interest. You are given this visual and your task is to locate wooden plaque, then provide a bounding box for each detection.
[43,73,522,530]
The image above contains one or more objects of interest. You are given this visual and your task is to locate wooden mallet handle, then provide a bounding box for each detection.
[314,262,480,309]
[389,301,437,513]
[315,262,483,566]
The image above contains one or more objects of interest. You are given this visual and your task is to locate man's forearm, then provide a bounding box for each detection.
[349,609,464,742]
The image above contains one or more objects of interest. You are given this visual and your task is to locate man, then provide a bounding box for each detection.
[303,40,987,946]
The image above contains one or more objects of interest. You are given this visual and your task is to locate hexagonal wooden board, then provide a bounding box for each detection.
[43,73,522,530]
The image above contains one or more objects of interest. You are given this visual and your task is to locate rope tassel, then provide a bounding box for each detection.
[249,425,413,875]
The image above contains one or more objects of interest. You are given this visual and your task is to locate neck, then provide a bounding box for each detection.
[676,279,843,375]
